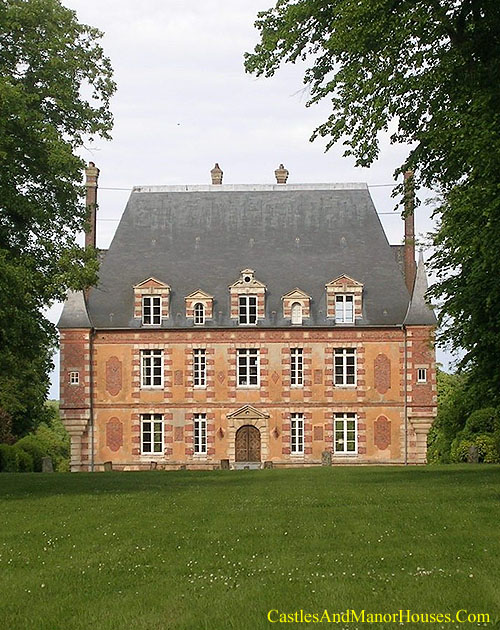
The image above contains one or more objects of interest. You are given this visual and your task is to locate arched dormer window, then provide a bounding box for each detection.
[291,302,303,325]
[194,302,205,325]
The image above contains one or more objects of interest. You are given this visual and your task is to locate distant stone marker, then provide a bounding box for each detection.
[42,457,53,473]
[322,451,332,466]
[103,461,113,471]
[467,445,479,464]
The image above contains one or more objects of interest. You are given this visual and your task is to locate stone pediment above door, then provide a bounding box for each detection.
[226,405,270,421]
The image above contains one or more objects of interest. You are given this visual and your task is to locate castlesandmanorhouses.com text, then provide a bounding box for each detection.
[267,609,490,624]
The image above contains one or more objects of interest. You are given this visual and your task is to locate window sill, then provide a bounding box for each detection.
[193,386,207,390]
[140,452,164,457]
[290,385,304,389]
[333,385,357,389]
[237,385,260,389]
[333,452,358,456]
[141,386,164,390]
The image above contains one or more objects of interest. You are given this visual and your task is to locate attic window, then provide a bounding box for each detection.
[142,295,161,325]
[291,302,303,325]
[194,302,205,325]
[239,295,257,325]
[335,294,354,324]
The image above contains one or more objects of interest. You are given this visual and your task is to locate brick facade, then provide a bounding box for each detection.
[59,325,436,471]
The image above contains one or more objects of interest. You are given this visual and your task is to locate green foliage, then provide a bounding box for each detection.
[0,443,18,472]
[245,1,500,401]
[464,408,500,434]
[12,446,34,472]
[0,0,115,438]
[15,435,45,472]
[450,433,499,464]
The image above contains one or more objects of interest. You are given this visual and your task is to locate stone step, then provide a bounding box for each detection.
[233,462,262,470]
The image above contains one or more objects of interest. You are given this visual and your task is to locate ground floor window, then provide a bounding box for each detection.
[141,414,164,454]
[334,413,357,454]
[291,413,304,454]
[194,413,207,454]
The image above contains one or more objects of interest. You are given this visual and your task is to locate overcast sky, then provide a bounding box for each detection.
[47,0,450,398]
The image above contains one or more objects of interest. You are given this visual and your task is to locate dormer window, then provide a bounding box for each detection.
[185,289,213,325]
[194,302,205,325]
[326,275,363,323]
[142,295,161,325]
[291,302,303,325]
[335,294,354,324]
[239,295,257,325]
[229,269,266,323]
[133,277,170,324]
[282,288,311,323]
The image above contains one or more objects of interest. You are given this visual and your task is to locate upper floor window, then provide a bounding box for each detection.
[193,349,206,387]
[291,413,304,454]
[334,348,356,386]
[141,349,163,388]
[291,302,303,325]
[290,348,303,387]
[335,294,354,324]
[141,414,164,454]
[194,413,207,454]
[69,371,80,385]
[194,302,205,325]
[417,368,428,383]
[239,295,257,325]
[142,295,161,325]
[334,413,357,454]
[237,349,259,387]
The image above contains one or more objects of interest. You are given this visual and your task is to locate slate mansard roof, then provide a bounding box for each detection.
[59,183,436,329]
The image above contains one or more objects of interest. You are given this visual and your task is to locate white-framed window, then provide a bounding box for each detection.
[141,414,164,454]
[194,302,205,325]
[291,302,303,325]
[290,348,303,387]
[335,294,354,324]
[291,413,304,454]
[237,348,260,386]
[69,371,79,385]
[193,349,206,387]
[194,413,207,454]
[239,295,257,325]
[334,413,357,454]
[417,368,428,383]
[141,349,163,388]
[142,295,161,325]
[334,348,357,386]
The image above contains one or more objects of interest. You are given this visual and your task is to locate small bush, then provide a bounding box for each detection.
[13,446,34,472]
[15,435,45,472]
[465,408,500,434]
[450,433,500,464]
[0,443,19,472]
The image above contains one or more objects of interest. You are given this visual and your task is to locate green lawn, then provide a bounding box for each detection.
[1,466,499,630]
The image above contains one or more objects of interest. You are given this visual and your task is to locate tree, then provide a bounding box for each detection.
[245,1,500,402]
[0,0,115,437]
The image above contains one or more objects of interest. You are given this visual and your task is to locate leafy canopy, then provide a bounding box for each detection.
[245,0,500,401]
[0,0,115,437]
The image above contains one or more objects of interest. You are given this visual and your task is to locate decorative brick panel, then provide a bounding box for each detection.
[374,353,391,394]
[374,415,391,450]
[106,417,123,452]
[106,356,122,397]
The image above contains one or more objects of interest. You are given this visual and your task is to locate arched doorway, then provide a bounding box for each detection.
[235,425,261,462]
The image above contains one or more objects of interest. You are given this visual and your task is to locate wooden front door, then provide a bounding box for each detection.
[235,425,261,462]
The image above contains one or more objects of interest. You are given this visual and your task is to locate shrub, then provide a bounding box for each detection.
[0,443,21,471]
[15,435,45,472]
[465,408,500,434]
[13,446,34,472]
[450,433,500,464]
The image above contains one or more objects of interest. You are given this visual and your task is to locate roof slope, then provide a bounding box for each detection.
[58,290,91,328]
[78,184,414,329]
[404,251,437,326]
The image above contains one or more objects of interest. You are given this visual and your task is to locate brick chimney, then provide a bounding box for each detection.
[403,170,417,293]
[85,161,99,249]
[210,163,223,185]
[275,163,289,184]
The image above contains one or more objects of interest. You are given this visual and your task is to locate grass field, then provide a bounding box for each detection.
[1,466,499,630]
